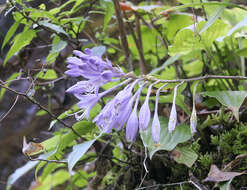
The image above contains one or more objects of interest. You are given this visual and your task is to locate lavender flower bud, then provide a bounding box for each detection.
[139,82,159,130]
[152,83,168,143]
[152,111,160,143]
[126,84,145,142]
[190,108,197,134]
[168,82,184,133]
[190,81,199,134]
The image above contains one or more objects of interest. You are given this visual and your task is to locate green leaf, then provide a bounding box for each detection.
[200,91,247,121]
[3,30,36,66]
[7,151,55,190]
[169,20,228,56]
[140,117,192,159]
[46,35,67,64]
[67,139,97,174]
[173,146,198,167]
[38,20,67,35]
[35,69,58,80]
[2,20,21,50]
[36,170,70,190]
[163,2,247,13]
[25,8,59,23]
[236,47,247,57]
[149,54,182,75]
[199,6,225,34]
[102,0,114,31]
[217,14,247,42]
[36,110,47,116]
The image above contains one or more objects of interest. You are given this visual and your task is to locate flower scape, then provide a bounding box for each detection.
[65,48,193,143]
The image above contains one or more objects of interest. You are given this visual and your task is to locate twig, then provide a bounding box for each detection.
[135,13,147,74]
[28,157,67,164]
[135,181,190,190]
[35,76,66,86]
[113,0,132,71]
[0,95,19,123]
[0,79,83,140]
[123,15,146,74]
[125,74,247,83]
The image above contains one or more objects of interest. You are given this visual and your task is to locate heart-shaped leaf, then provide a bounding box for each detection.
[140,117,191,159]
[200,91,247,121]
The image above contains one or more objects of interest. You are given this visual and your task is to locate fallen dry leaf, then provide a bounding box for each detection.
[203,164,245,182]
[22,136,44,156]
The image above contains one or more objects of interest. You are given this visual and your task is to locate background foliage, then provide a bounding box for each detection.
[1,0,247,189]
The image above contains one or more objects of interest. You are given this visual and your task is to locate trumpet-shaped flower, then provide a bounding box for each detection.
[151,83,168,143]
[126,84,145,142]
[93,79,141,133]
[139,81,159,130]
[74,79,131,120]
[65,48,124,93]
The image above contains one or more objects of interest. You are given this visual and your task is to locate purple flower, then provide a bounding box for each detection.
[74,93,101,120]
[139,81,159,130]
[93,79,141,132]
[65,48,124,92]
[126,84,145,142]
[168,82,183,133]
[75,79,131,120]
[151,83,168,143]
[111,79,141,131]
[66,81,95,94]
[93,99,116,133]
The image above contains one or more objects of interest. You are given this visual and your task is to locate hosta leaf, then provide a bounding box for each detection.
[200,91,247,121]
[3,29,37,66]
[172,146,198,168]
[140,117,191,159]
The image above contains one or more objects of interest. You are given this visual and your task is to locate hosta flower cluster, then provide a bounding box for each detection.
[65,49,184,143]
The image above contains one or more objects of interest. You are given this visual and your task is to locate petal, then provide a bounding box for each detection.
[67,57,83,65]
